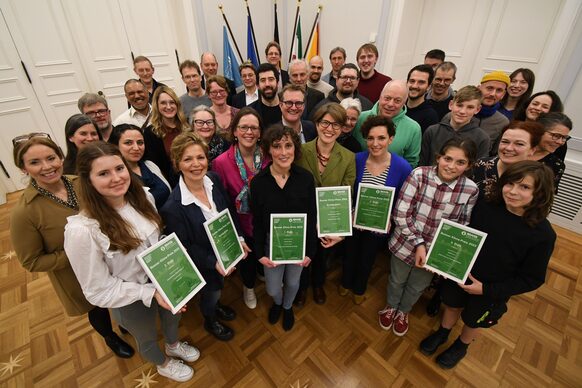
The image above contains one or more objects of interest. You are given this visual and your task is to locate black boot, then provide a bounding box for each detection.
[104,333,134,358]
[436,337,469,369]
[419,326,450,356]
[204,318,234,341]
[268,303,282,324]
[282,307,295,331]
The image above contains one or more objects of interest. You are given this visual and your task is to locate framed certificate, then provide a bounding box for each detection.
[353,183,395,233]
[424,219,488,283]
[315,186,352,237]
[137,233,207,314]
[269,213,307,264]
[203,209,245,274]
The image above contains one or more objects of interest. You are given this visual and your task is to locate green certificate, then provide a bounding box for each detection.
[353,183,395,233]
[204,209,245,273]
[270,214,306,264]
[425,219,488,283]
[137,233,206,314]
[316,186,352,237]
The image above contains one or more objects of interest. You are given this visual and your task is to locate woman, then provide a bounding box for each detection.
[64,142,198,382]
[250,124,316,330]
[341,115,411,304]
[10,135,134,360]
[472,121,544,198]
[212,108,270,309]
[143,86,189,186]
[499,68,535,120]
[420,161,556,369]
[207,75,239,142]
[63,113,101,174]
[513,90,563,121]
[338,98,364,153]
[531,112,573,191]
[190,105,230,164]
[295,103,356,306]
[160,133,247,341]
[109,124,171,208]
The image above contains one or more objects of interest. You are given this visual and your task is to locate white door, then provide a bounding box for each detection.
[0,10,57,191]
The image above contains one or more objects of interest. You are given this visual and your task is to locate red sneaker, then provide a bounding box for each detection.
[393,311,409,336]
[378,306,397,330]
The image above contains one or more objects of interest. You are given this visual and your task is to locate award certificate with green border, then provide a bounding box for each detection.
[353,183,395,233]
[203,208,245,274]
[137,233,206,314]
[269,213,306,264]
[316,186,352,237]
[424,219,488,283]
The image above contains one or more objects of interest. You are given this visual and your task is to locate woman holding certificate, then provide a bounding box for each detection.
[250,124,317,331]
[212,108,270,309]
[379,138,479,337]
[420,161,556,369]
[160,132,248,342]
[340,115,412,304]
[295,103,356,306]
[64,142,198,383]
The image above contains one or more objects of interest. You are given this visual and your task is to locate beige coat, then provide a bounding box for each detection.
[10,177,94,316]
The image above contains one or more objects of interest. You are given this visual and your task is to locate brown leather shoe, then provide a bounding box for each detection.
[294,289,306,307]
[313,287,326,304]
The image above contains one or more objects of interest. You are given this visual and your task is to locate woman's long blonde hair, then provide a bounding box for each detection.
[150,86,189,138]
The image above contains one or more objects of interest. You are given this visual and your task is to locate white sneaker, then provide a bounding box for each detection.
[157,358,194,382]
[243,287,257,309]
[165,341,200,362]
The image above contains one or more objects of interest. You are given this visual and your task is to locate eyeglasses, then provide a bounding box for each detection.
[84,108,109,117]
[339,75,357,82]
[237,125,260,133]
[548,132,571,142]
[318,120,342,130]
[208,90,227,97]
[193,119,215,127]
[281,100,305,108]
[12,132,52,146]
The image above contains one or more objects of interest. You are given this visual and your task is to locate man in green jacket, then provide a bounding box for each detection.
[352,80,421,167]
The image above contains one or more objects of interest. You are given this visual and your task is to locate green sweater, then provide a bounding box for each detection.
[353,103,421,167]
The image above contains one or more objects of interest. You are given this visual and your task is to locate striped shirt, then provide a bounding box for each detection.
[388,166,479,266]
[361,164,390,186]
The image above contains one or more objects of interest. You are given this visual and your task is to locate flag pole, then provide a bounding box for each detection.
[245,0,261,63]
[288,0,301,64]
[219,5,244,63]
[273,0,280,43]
[305,5,322,58]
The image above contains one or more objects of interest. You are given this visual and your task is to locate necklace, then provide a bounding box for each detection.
[316,141,330,167]
[32,176,78,210]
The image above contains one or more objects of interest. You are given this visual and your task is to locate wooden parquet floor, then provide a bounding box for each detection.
[1,190,582,387]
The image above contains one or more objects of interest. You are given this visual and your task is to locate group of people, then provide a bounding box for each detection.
[9,43,569,381]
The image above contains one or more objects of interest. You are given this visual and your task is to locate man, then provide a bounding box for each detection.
[322,47,346,89]
[133,56,165,103]
[474,70,510,145]
[405,64,439,134]
[200,52,236,102]
[424,49,445,70]
[353,80,421,167]
[307,56,333,96]
[179,60,211,118]
[288,59,324,119]
[77,92,114,141]
[249,63,282,128]
[277,84,316,144]
[426,62,457,120]
[356,43,392,103]
[265,41,289,90]
[232,62,258,109]
[113,79,152,127]
[314,63,373,111]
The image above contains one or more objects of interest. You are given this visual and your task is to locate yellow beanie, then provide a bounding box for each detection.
[480,71,510,86]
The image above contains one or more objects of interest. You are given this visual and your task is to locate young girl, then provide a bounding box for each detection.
[64,142,198,383]
[379,138,479,336]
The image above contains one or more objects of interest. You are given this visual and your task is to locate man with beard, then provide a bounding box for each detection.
[405,64,439,134]
[288,59,324,120]
[276,84,316,144]
[178,59,211,118]
[249,63,282,128]
[356,43,392,103]
[322,47,346,89]
[426,62,457,120]
[473,71,510,145]
[232,62,259,109]
[307,56,333,96]
[314,63,373,111]
[77,93,114,141]
[113,79,152,127]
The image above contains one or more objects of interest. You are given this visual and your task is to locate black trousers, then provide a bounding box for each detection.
[342,229,387,295]
[299,242,331,290]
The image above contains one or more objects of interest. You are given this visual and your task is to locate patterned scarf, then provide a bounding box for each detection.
[234,145,262,214]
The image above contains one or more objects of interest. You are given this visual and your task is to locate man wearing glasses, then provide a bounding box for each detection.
[179,60,211,118]
[314,63,373,112]
[426,62,457,120]
[78,93,113,141]
[277,84,316,144]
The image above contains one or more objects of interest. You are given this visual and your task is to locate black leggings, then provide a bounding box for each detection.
[87,306,115,338]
